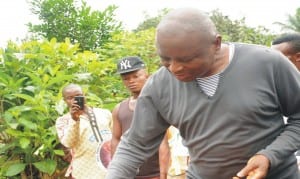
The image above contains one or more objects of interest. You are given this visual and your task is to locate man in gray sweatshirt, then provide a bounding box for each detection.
[106,8,300,179]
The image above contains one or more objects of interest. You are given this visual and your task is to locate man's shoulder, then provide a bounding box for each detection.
[232,42,283,65]
[144,67,172,89]
[93,107,112,115]
[111,98,127,114]
[121,98,130,102]
[232,42,267,48]
[232,42,276,55]
[150,66,169,78]
[55,113,71,126]
[56,113,71,121]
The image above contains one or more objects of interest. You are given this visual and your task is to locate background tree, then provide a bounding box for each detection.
[135,8,274,45]
[210,9,275,45]
[134,8,170,32]
[27,0,122,51]
[274,7,300,32]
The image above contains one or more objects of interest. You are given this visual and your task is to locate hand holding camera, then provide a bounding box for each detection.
[71,96,85,121]
[74,96,85,110]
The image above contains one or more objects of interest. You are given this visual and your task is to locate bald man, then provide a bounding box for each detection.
[106,8,300,179]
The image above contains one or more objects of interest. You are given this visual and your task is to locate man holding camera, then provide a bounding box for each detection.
[55,83,112,179]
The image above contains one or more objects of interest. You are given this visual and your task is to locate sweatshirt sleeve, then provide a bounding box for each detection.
[257,54,300,169]
[105,79,170,178]
[55,115,80,148]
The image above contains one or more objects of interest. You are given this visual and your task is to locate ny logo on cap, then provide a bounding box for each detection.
[120,59,132,70]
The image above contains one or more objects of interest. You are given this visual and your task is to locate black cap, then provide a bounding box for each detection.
[117,56,146,74]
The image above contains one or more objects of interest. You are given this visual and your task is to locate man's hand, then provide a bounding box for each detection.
[70,101,83,121]
[233,154,270,179]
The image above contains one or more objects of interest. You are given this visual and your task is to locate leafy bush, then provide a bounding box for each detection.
[0,38,117,178]
[0,28,160,178]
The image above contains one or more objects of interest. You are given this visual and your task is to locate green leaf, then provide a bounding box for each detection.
[12,93,35,103]
[53,149,65,156]
[33,159,57,175]
[5,163,26,176]
[19,137,31,149]
[45,74,73,88]
[19,118,38,130]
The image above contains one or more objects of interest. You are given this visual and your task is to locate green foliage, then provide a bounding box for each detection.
[0,38,120,178]
[274,7,300,32]
[5,163,26,177]
[28,0,122,51]
[33,160,56,175]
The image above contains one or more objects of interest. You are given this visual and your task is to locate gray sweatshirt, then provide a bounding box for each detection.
[106,43,300,179]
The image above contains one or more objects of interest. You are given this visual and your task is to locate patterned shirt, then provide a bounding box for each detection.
[167,126,189,177]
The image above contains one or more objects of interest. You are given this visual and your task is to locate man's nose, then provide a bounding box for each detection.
[168,60,183,73]
[127,77,135,83]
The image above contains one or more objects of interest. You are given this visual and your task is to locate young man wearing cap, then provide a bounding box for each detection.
[111,56,170,179]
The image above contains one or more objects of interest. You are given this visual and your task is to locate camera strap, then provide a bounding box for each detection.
[86,107,103,143]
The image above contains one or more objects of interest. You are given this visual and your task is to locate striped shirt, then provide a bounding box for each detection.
[196,44,234,97]
[196,73,221,97]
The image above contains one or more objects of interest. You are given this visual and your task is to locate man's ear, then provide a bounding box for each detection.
[146,73,150,78]
[294,52,300,62]
[214,34,222,51]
